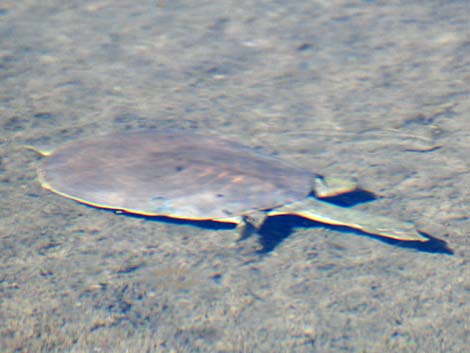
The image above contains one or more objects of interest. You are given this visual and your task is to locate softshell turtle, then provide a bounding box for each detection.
[36,131,427,242]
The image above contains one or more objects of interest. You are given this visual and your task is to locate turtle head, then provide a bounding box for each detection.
[313,175,358,198]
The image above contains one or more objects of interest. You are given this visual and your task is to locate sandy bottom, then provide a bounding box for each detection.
[1,1,469,352]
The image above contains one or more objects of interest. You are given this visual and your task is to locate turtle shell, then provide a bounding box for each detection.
[39,131,314,220]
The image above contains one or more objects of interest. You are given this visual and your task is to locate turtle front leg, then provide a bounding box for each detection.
[235,211,267,240]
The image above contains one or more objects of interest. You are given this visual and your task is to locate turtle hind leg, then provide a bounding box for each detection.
[269,197,428,242]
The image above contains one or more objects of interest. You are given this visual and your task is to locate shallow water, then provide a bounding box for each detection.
[1,1,469,352]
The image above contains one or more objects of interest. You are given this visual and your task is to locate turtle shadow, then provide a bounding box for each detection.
[120,210,452,255]
[256,215,453,255]
[120,211,236,231]
[316,188,377,207]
